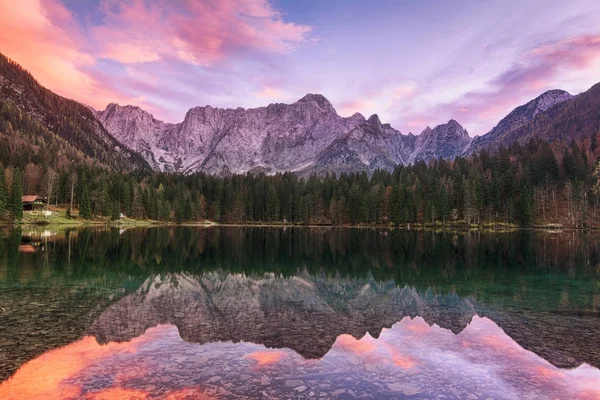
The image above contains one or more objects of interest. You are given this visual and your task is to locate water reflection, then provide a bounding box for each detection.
[0,226,599,397]
[2,317,599,400]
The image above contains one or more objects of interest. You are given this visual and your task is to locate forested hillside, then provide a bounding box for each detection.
[0,53,149,171]
[1,135,599,228]
[492,83,600,149]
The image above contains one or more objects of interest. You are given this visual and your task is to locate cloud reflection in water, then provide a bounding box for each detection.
[1,316,599,399]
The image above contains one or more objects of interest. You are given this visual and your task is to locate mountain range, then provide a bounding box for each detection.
[1,52,599,175]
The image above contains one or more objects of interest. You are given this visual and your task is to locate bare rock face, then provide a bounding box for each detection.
[96,95,470,176]
[97,95,471,176]
[409,119,471,164]
[96,94,367,174]
[96,103,177,170]
[464,89,573,155]
[310,114,417,176]
[95,87,584,176]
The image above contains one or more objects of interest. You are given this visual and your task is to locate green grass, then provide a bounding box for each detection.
[21,211,82,226]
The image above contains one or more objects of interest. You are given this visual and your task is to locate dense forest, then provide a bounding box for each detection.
[1,132,600,227]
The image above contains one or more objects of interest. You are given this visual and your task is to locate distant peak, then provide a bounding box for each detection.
[528,89,573,116]
[296,93,336,114]
[367,114,382,127]
[105,103,142,112]
[101,102,158,122]
[297,93,330,104]
[538,89,571,98]
[445,119,468,133]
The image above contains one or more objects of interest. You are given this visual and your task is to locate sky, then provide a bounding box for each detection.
[1,0,599,136]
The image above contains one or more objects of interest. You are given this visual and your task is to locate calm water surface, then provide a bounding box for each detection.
[0,226,599,399]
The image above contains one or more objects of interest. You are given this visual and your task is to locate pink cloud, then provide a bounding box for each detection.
[93,0,312,66]
[337,81,418,125]
[254,86,288,100]
[0,0,160,111]
[339,99,374,116]
[0,0,313,121]
[402,34,600,136]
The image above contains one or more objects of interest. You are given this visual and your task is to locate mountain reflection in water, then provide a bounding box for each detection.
[0,226,599,399]
[1,317,599,400]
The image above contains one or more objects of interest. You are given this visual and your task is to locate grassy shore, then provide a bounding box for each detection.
[14,209,165,229]
[0,208,584,232]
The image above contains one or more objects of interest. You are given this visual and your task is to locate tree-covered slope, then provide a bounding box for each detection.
[0,53,149,170]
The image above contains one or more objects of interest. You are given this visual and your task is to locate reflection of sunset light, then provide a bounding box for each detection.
[85,387,148,400]
[379,342,418,370]
[165,388,217,399]
[336,334,376,353]
[0,326,164,400]
[402,318,430,334]
[0,336,101,399]
[247,350,287,366]
[391,350,417,369]
[1,317,599,400]
[482,335,517,354]
[18,244,37,253]
[535,366,565,380]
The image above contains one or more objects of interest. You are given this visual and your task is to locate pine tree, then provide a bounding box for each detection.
[183,196,192,221]
[111,201,120,220]
[592,133,599,155]
[329,195,338,225]
[517,187,532,227]
[198,195,207,220]
[265,185,279,222]
[9,168,23,221]
[0,163,7,218]
[174,198,184,223]
[79,182,92,219]
[391,185,403,225]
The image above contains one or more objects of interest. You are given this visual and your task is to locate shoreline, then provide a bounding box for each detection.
[1,218,596,233]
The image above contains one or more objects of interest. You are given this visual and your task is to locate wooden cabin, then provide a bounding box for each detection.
[22,195,47,211]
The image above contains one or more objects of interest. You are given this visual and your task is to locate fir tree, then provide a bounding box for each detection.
[9,168,23,221]
[79,182,92,219]
[111,201,120,220]
[0,163,7,218]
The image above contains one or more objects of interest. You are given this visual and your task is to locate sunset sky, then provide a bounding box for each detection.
[1,0,599,135]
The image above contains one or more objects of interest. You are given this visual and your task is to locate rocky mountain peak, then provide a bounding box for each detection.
[101,102,158,122]
[535,89,572,101]
[464,88,573,155]
[441,119,469,139]
[367,114,382,127]
[409,120,471,163]
[296,93,336,113]
[529,89,572,117]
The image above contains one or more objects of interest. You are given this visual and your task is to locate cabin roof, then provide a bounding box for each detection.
[21,195,46,203]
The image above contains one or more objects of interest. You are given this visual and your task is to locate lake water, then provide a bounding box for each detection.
[0,226,599,399]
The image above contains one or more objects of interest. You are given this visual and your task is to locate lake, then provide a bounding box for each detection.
[0,226,599,399]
